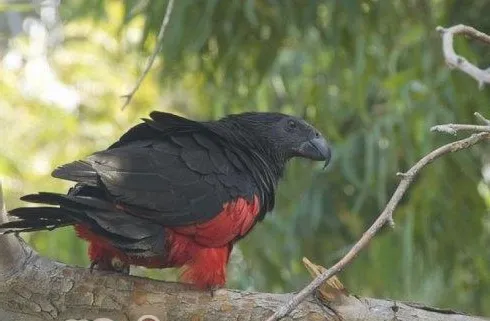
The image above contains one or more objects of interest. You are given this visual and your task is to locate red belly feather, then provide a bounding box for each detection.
[74,195,261,289]
[172,195,260,247]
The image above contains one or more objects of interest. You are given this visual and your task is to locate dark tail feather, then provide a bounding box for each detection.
[51,160,98,185]
[21,192,113,211]
[1,190,166,257]
[1,207,75,234]
[0,191,111,235]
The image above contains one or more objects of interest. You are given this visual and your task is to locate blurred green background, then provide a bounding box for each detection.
[1,0,490,316]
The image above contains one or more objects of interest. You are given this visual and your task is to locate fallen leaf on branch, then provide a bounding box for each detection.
[302,257,348,304]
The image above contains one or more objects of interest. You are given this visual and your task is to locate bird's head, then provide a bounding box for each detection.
[218,112,332,166]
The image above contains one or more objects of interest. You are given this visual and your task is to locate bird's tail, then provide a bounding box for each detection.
[0,189,165,258]
[1,206,76,234]
[0,191,108,234]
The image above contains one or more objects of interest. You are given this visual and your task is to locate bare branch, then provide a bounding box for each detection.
[431,113,490,135]
[431,124,490,134]
[436,24,490,88]
[121,0,175,110]
[266,132,490,321]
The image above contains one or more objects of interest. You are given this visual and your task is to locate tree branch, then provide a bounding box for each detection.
[121,0,175,110]
[266,129,490,321]
[431,124,490,135]
[0,239,487,321]
[436,24,490,88]
[431,112,490,135]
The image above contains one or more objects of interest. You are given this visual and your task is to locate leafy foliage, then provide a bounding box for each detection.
[1,0,490,316]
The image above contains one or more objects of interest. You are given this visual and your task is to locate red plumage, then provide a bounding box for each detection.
[75,196,260,288]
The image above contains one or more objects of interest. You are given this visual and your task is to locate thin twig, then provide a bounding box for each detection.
[436,24,490,89]
[431,124,490,135]
[266,132,490,321]
[121,0,175,110]
[474,112,490,125]
[431,113,490,135]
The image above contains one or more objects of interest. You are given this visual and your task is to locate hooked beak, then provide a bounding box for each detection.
[296,136,332,165]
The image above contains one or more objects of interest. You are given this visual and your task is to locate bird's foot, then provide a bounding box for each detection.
[208,285,223,298]
[89,260,98,273]
[111,257,130,274]
[89,257,129,275]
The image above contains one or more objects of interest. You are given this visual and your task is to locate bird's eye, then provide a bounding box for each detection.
[287,120,297,130]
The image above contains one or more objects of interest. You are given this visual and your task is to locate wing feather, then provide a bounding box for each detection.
[57,131,258,226]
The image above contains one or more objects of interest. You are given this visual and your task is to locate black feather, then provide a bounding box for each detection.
[52,160,98,185]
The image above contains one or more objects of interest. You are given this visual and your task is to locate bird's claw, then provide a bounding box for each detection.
[208,285,223,297]
[89,260,98,273]
[88,257,129,274]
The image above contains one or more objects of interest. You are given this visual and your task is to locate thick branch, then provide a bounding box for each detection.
[0,242,487,321]
[436,24,490,88]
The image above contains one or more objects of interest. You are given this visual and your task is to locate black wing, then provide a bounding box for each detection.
[53,131,258,226]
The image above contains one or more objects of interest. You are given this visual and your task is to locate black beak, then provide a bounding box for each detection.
[296,136,332,164]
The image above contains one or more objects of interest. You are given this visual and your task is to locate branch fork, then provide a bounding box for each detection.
[437,24,490,89]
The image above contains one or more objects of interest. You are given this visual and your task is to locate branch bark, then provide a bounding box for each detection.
[0,239,487,321]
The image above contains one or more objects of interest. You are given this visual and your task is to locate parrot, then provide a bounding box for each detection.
[0,111,331,289]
